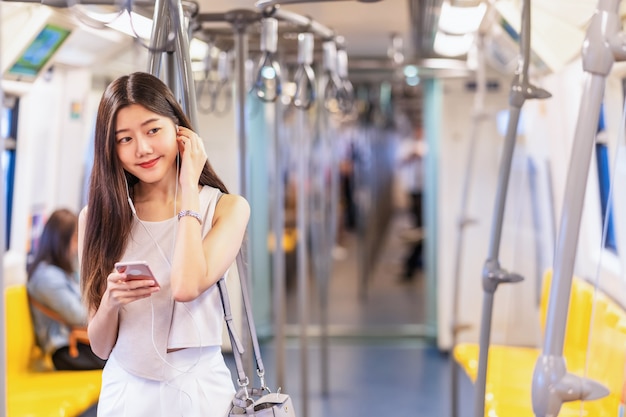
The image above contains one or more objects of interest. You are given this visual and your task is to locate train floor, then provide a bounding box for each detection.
[225,208,476,417]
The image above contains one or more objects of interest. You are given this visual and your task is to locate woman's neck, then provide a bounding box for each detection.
[132,177,180,221]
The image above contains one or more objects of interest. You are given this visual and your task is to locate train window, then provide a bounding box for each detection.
[1,95,18,250]
[595,104,617,253]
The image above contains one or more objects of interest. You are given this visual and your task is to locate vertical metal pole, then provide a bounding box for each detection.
[450,33,486,417]
[318,70,341,396]
[147,0,168,76]
[296,108,310,417]
[473,0,551,415]
[473,105,524,417]
[319,92,335,397]
[165,52,177,97]
[172,0,199,129]
[270,96,286,390]
[310,107,330,397]
[542,55,603,359]
[532,73,608,417]
[234,28,248,198]
[319,247,330,397]
[149,0,198,128]
[232,23,254,381]
[531,1,626,416]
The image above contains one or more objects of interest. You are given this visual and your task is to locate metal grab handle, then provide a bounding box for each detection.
[293,33,316,109]
[251,18,282,102]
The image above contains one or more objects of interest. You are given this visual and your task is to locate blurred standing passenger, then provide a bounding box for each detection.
[397,125,427,281]
[340,140,358,232]
[27,208,105,370]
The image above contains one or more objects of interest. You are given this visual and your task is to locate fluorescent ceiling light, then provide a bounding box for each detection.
[438,1,487,35]
[434,31,475,57]
[105,10,153,40]
[189,38,209,62]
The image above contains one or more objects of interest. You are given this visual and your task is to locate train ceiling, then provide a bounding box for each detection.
[3,0,626,80]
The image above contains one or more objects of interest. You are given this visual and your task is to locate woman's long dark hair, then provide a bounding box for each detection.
[81,72,228,312]
[27,208,77,278]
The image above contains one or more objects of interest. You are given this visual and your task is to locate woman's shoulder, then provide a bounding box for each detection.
[200,186,248,209]
[78,206,88,227]
[217,193,249,211]
[31,261,64,276]
[213,193,250,226]
[28,262,67,288]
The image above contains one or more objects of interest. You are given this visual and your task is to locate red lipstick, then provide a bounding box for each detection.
[138,158,159,169]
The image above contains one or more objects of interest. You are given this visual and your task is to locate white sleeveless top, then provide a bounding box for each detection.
[112,186,225,381]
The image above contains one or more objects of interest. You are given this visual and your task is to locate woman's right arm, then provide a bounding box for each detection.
[86,273,159,359]
[86,292,121,359]
[78,207,120,359]
[78,207,160,360]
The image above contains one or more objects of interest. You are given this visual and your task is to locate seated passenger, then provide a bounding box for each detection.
[27,208,105,371]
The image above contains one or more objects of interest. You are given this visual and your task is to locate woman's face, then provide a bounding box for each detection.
[114,104,178,185]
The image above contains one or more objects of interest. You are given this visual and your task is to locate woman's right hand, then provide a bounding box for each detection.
[87,270,160,360]
[103,271,160,308]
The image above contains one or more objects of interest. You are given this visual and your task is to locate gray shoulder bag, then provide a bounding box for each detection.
[217,249,296,417]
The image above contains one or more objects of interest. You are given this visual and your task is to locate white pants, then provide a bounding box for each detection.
[98,346,235,417]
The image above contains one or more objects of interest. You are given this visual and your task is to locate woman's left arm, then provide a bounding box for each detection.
[170,193,250,302]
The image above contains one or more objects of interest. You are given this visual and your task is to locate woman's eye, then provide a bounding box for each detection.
[117,137,132,144]
[148,127,161,135]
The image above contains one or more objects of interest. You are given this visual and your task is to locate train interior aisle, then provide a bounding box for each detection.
[287,210,426,335]
[229,207,475,417]
[6,0,626,416]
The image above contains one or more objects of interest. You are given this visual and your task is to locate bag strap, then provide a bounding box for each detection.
[217,246,267,390]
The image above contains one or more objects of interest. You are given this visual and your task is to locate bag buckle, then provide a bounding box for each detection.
[257,369,271,393]
[237,377,250,400]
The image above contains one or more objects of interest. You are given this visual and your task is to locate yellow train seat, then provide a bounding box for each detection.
[6,284,102,416]
[453,271,626,416]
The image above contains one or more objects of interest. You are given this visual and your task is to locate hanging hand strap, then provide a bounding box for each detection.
[217,247,266,390]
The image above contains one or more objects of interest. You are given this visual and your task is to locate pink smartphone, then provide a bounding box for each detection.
[115,261,159,287]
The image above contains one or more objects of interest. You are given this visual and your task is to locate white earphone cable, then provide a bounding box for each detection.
[124,148,205,414]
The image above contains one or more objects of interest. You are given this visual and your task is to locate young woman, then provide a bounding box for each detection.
[27,208,105,371]
[79,72,249,417]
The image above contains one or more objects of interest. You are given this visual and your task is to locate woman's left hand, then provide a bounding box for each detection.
[176,126,208,188]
